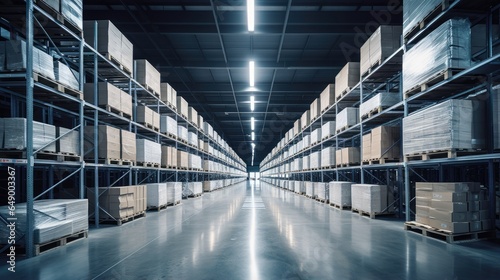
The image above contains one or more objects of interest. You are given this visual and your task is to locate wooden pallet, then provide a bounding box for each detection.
[338,162,360,167]
[352,208,393,219]
[147,204,168,212]
[102,53,132,76]
[404,68,461,98]
[335,87,353,101]
[403,0,453,42]
[363,158,400,165]
[33,230,88,256]
[331,203,351,210]
[161,165,177,170]
[99,104,129,119]
[137,162,160,168]
[404,222,495,243]
[35,0,83,37]
[0,150,81,162]
[315,198,327,203]
[92,211,146,226]
[188,193,203,198]
[404,149,482,162]
[121,160,135,166]
[321,165,336,170]
[336,125,353,133]
[361,59,384,78]
[360,106,385,120]
[95,158,122,165]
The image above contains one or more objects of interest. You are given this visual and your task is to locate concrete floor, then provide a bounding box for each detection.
[1,180,500,279]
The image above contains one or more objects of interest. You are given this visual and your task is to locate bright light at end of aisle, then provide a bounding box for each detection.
[249,61,255,87]
[251,132,255,141]
[251,117,255,130]
[247,0,255,32]
[250,95,255,111]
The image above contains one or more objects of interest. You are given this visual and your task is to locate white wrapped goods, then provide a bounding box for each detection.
[329,182,353,207]
[5,40,55,80]
[136,139,161,164]
[321,147,335,168]
[360,92,399,118]
[336,107,359,132]
[62,0,83,29]
[189,153,202,170]
[84,125,120,160]
[188,131,198,147]
[177,125,188,142]
[403,19,471,94]
[146,183,168,208]
[306,182,314,198]
[315,183,327,201]
[311,128,321,145]
[310,151,321,169]
[321,121,336,140]
[360,25,402,76]
[351,184,388,214]
[121,129,136,162]
[135,59,161,95]
[160,115,177,136]
[3,118,56,152]
[0,199,88,245]
[403,0,444,37]
[55,61,79,90]
[188,182,203,196]
[57,127,80,155]
[167,182,182,204]
[403,99,485,155]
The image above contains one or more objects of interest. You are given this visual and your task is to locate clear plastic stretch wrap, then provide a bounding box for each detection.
[336,107,359,131]
[160,115,177,136]
[136,139,161,164]
[189,153,202,169]
[315,183,327,201]
[303,155,310,170]
[329,182,353,207]
[188,182,203,196]
[311,128,321,144]
[402,19,471,94]
[3,118,56,152]
[403,0,442,37]
[335,62,360,98]
[5,40,55,80]
[320,84,335,112]
[188,131,198,147]
[135,59,161,95]
[351,184,388,213]
[309,151,321,169]
[321,147,335,167]
[403,99,485,155]
[120,129,136,162]
[321,121,336,140]
[177,125,188,142]
[493,86,500,149]
[146,183,168,208]
[294,181,302,193]
[303,135,311,148]
[57,127,80,155]
[306,182,314,197]
[360,92,399,117]
[55,61,79,90]
[62,0,83,29]
[0,199,88,245]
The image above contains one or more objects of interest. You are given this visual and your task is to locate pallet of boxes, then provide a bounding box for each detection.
[405,182,495,243]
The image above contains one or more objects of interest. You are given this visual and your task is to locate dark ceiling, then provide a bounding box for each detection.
[83,0,403,167]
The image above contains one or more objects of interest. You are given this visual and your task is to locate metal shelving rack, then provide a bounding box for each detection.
[0,0,246,258]
[261,1,500,227]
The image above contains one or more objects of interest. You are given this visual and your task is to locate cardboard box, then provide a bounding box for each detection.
[310,98,321,120]
[430,200,468,212]
[416,182,433,191]
[432,192,468,202]
[120,90,132,118]
[84,83,122,112]
[362,133,371,162]
[360,25,402,76]
[429,208,468,222]
[415,196,431,207]
[136,106,154,126]
[415,205,430,217]
[428,218,469,234]
[301,110,310,130]
[370,126,400,160]
[415,215,430,225]
[177,150,189,168]
[320,84,335,112]
[84,21,122,68]
[342,147,360,165]
[120,129,136,161]
[321,121,336,139]
[335,62,360,99]
[135,59,161,95]
[335,149,342,165]
[469,221,482,232]
[294,119,301,136]
[177,96,189,118]
[57,127,79,155]
[432,182,480,193]
[351,184,388,213]
[84,125,120,160]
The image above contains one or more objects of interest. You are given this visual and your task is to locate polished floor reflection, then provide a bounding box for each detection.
[1,180,500,279]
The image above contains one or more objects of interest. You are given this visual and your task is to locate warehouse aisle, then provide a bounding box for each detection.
[2,181,500,279]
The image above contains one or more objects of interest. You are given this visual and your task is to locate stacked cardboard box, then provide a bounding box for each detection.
[84,82,120,112]
[294,119,301,136]
[84,20,133,74]
[0,41,5,71]
[136,105,160,131]
[188,107,198,127]
[403,19,471,94]
[403,0,444,37]
[301,110,310,130]
[403,100,485,155]
[135,59,161,95]
[335,149,342,166]
[88,185,146,221]
[177,150,189,169]
[310,98,321,121]
[416,182,490,234]
[84,125,120,160]
[146,183,168,208]
[160,115,177,136]
[351,184,388,214]
[161,146,177,167]
[177,96,189,118]
[360,25,402,76]
[320,84,335,113]
[5,40,55,80]
[57,127,79,155]
[362,133,371,162]
[371,126,400,160]
[336,107,359,132]
[329,182,353,207]
[359,92,399,118]
[61,0,83,29]
[177,125,188,142]
[55,61,79,90]
[0,199,88,245]
[120,129,136,162]
[335,62,360,99]
[160,83,177,109]
[198,115,204,131]
[310,151,321,169]
[336,147,360,165]
[136,139,161,164]
[320,147,335,168]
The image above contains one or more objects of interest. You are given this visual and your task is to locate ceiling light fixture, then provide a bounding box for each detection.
[250,95,255,111]
[249,61,255,87]
[251,117,255,131]
[247,0,255,32]
[251,132,255,141]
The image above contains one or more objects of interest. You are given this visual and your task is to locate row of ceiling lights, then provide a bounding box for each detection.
[248,0,255,166]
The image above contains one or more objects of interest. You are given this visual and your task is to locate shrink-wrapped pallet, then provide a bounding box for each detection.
[362,133,372,162]
[5,40,55,80]
[320,84,335,112]
[360,25,402,76]
[371,126,400,160]
[0,41,5,72]
[403,0,444,37]
[310,151,321,169]
[189,153,202,170]
[84,125,120,160]
[188,182,203,196]
[303,135,311,148]
[146,183,168,208]
[55,61,79,90]
[84,82,121,112]
[62,0,83,29]
[120,33,133,75]
[198,115,204,131]
[305,182,314,197]
[329,182,353,207]
[335,62,360,99]
[160,115,177,136]
[167,182,182,204]
[2,119,58,152]
[321,121,336,140]
[403,99,485,155]
[121,90,132,118]
[303,155,310,170]
[136,139,161,164]
[57,127,80,155]
[188,132,198,147]
[0,199,88,245]
[177,96,189,118]
[294,181,303,193]
[120,129,136,162]
[311,128,321,145]
[336,107,359,132]
[403,19,471,94]
[351,184,388,213]
[160,83,177,109]
[360,92,399,118]
[135,59,161,95]
[335,149,342,165]
[321,147,335,168]
[177,125,188,142]
[315,183,328,201]
[310,98,321,121]
[177,150,189,169]
[188,106,198,126]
